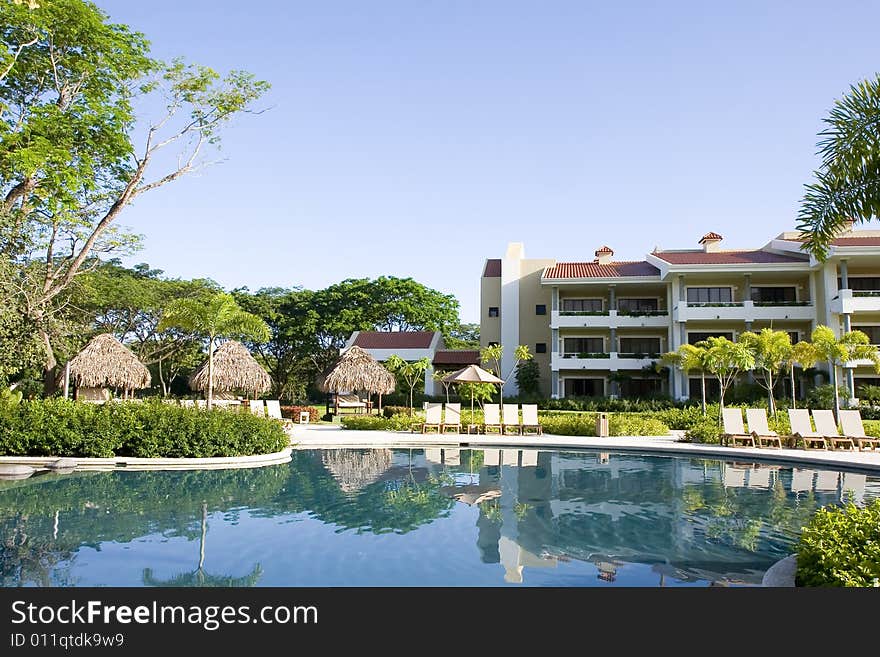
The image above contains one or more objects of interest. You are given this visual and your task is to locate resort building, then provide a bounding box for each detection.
[480,224,880,400]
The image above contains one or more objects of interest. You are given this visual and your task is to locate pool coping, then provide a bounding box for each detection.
[288,426,880,473]
[0,447,293,472]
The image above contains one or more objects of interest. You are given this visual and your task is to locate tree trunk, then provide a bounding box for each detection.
[767,370,775,415]
[158,356,167,397]
[39,325,58,396]
[831,361,840,424]
[207,337,214,409]
[790,367,797,410]
[700,371,706,415]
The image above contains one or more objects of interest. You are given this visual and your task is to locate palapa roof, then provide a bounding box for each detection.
[65,334,151,390]
[322,449,393,494]
[188,340,271,396]
[317,345,396,394]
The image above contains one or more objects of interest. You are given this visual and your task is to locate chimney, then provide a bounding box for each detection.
[840,218,855,234]
[698,232,723,253]
[594,245,614,265]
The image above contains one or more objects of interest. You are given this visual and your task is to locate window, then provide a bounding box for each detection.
[563,337,604,354]
[488,307,499,318]
[686,287,733,304]
[854,326,880,345]
[564,378,604,397]
[618,337,661,355]
[535,343,547,353]
[689,377,721,400]
[617,298,658,313]
[787,331,800,344]
[619,378,662,398]
[488,341,499,347]
[838,277,880,291]
[535,304,547,315]
[561,298,603,312]
[687,331,733,345]
[751,287,796,303]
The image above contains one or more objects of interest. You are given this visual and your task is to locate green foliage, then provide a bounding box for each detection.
[739,328,792,414]
[806,384,837,410]
[700,336,756,409]
[796,500,880,587]
[514,359,542,397]
[864,420,880,437]
[534,412,669,437]
[684,418,722,444]
[279,405,320,422]
[858,384,880,404]
[340,413,422,432]
[444,323,480,349]
[0,398,287,457]
[385,355,431,415]
[797,75,880,260]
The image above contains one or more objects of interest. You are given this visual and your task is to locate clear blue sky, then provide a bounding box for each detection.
[97,0,880,323]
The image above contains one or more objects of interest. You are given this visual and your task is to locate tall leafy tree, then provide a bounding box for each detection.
[385,355,431,416]
[809,325,880,421]
[786,340,821,409]
[480,344,532,405]
[739,329,792,415]
[158,293,270,408]
[700,337,755,413]
[0,1,269,391]
[798,75,880,259]
[661,343,710,414]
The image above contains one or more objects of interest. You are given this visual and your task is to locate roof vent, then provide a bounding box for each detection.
[698,232,723,253]
[594,245,614,265]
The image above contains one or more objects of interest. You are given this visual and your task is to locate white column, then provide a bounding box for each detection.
[424,365,436,396]
[501,243,523,396]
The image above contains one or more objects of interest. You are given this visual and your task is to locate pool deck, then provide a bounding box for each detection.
[289,425,880,473]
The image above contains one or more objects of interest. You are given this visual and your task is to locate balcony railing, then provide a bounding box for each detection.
[558,310,610,316]
[561,352,611,359]
[752,300,812,306]
[616,309,669,316]
[615,352,661,359]
[685,301,744,307]
[853,290,880,297]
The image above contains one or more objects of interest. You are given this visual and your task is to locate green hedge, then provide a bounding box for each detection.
[0,399,288,458]
[796,500,880,587]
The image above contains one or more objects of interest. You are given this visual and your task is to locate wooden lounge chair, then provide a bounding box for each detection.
[745,408,783,448]
[721,408,755,447]
[521,404,543,436]
[442,403,462,434]
[839,410,880,451]
[502,404,521,435]
[787,409,827,450]
[249,399,265,417]
[812,410,855,451]
[419,402,442,434]
[334,392,367,415]
[483,405,503,434]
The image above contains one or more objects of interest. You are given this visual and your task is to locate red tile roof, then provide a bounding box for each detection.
[432,350,481,367]
[352,331,436,349]
[483,259,502,277]
[699,232,723,243]
[543,261,660,279]
[652,250,807,265]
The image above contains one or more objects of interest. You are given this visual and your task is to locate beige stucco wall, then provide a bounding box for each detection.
[480,270,501,348]
[517,259,555,396]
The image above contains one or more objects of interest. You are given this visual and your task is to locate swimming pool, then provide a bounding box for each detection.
[2,448,877,586]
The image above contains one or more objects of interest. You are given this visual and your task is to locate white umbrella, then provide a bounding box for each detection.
[442,364,504,416]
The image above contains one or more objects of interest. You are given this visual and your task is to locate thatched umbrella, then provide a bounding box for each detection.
[189,340,270,401]
[63,334,151,400]
[322,449,393,494]
[317,345,396,413]
[442,364,504,416]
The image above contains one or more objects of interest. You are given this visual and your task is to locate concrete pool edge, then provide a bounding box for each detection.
[289,426,880,473]
[0,446,293,472]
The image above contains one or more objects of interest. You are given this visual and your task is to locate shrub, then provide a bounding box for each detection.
[341,412,425,432]
[0,399,288,458]
[864,420,880,438]
[684,418,722,444]
[796,500,880,587]
[608,415,668,436]
[280,405,320,422]
[382,405,410,419]
[806,384,837,410]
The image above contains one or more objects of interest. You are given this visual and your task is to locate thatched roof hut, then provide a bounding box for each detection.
[188,340,271,397]
[317,345,396,395]
[64,334,151,391]
[322,449,393,494]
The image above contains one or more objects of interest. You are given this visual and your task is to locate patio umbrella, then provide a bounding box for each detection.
[442,364,504,416]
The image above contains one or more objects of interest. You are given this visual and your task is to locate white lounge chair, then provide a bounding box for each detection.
[747,467,772,489]
[814,470,839,492]
[791,468,815,493]
[521,404,543,436]
[745,408,783,448]
[787,409,827,450]
[502,404,521,435]
[424,448,442,463]
[249,399,265,417]
[721,408,755,447]
[442,403,461,434]
[723,465,747,487]
[443,448,460,465]
[419,403,442,433]
[483,405,503,434]
[839,410,880,451]
[264,399,283,420]
[483,449,500,466]
[841,472,867,503]
[502,449,519,466]
[520,450,538,467]
[812,410,854,451]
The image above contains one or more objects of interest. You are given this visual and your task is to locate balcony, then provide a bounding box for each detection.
[673,300,815,323]
[551,351,659,371]
[830,289,880,314]
[551,309,669,329]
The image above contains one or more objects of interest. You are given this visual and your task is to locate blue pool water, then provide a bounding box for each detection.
[1,448,877,587]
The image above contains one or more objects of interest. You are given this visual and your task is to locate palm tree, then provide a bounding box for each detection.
[661,343,710,414]
[700,337,755,413]
[798,75,880,260]
[809,325,880,421]
[786,341,820,409]
[480,344,532,406]
[739,329,792,415]
[158,293,270,408]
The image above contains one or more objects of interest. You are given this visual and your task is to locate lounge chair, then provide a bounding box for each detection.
[265,399,282,419]
[520,450,538,467]
[814,470,840,492]
[502,449,519,466]
[334,392,367,415]
[722,464,747,487]
[721,408,755,447]
[483,405,503,434]
[442,403,462,434]
[483,449,501,466]
[747,467,772,489]
[249,399,265,417]
[787,409,827,450]
[839,410,880,451]
[443,448,460,465]
[521,404,543,436]
[424,448,442,463]
[745,408,783,448]
[791,468,815,493]
[812,410,855,451]
[419,402,442,434]
[842,472,867,503]
[502,404,521,435]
